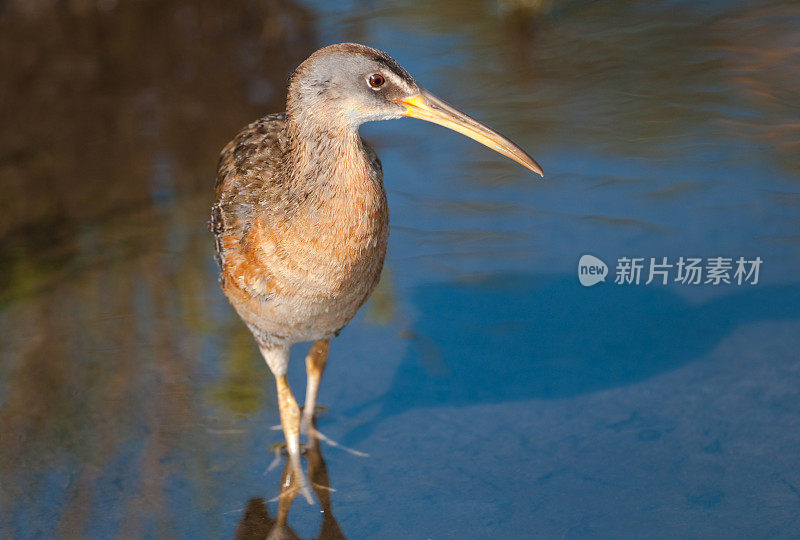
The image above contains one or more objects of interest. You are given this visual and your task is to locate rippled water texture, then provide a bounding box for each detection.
[1,0,799,537]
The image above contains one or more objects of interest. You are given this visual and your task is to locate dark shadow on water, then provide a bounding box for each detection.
[345,273,800,445]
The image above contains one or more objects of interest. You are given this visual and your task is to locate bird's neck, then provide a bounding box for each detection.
[283,109,369,190]
[281,110,388,258]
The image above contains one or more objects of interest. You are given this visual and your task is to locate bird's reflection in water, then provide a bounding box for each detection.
[233,429,345,540]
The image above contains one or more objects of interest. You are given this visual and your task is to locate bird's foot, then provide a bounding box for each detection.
[266,442,309,472]
[303,404,329,414]
[268,481,333,504]
[298,404,328,432]
[267,479,315,505]
[265,442,315,504]
[269,408,325,431]
[301,420,369,458]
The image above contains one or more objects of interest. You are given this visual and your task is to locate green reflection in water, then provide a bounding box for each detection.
[209,324,269,417]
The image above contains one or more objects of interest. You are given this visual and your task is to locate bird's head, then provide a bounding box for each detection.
[287,43,543,176]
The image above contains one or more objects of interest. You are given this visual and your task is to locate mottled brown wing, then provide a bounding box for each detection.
[211,113,287,292]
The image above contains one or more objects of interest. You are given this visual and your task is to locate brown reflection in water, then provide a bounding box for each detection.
[710,3,800,175]
[0,0,314,301]
[0,0,315,535]
[234,433,345,540]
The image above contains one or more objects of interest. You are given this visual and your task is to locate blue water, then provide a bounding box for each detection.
[1,0,799,538]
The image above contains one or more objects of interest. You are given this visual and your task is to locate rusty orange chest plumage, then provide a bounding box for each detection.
[212,112,388,346]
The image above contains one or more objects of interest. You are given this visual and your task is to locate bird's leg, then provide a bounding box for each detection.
[301,340,369,457]
[301,339,329,435]
[275,374,314,502]
[274,434,300,528]
[273,463,297,530]
[260,344,314,504]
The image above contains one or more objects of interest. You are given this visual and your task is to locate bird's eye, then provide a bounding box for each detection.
[368,73,385,88]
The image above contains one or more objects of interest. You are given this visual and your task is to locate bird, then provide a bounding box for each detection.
[211,43,542,503]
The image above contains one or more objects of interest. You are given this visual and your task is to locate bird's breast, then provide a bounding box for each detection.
[248,165,389,308]
[291,183,389,287]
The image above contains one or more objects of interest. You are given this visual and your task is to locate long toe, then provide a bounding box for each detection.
[306,425,369,457]
[300,404,328,434]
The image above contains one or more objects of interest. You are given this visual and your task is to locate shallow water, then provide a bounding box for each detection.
[1,0,799,537]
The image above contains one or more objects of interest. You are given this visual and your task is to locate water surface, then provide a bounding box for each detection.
[1,0,799,537]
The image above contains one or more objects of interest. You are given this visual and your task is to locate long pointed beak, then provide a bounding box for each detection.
[394,90,543,177]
